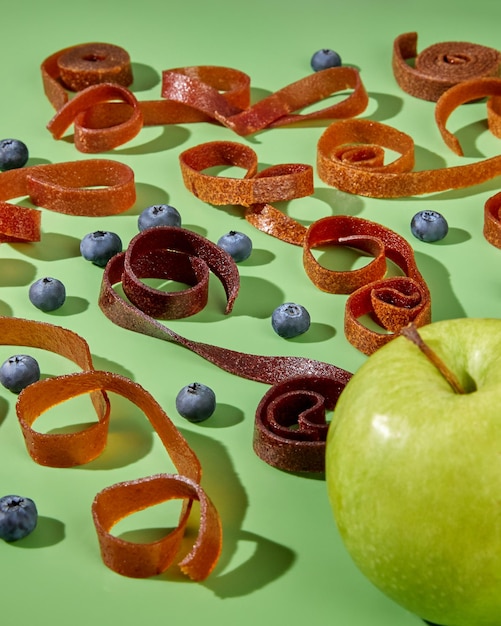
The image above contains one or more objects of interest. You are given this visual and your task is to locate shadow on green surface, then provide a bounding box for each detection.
[123,182,172,216]
[113,125,191,157]
[49,296,89,316]
[0,396,9,428]
[197,402,245,428]
[157,427,297,597]
[207,529,296,598]
[314,186,366,218]
[238,248,275,267]
[82,392,155,471]
[365,91,404,122]
[414,250,467,322]
[12,233,81,262]
[231,275,286,319]
[451,119,492,160]
[0,258,37,286]
[0,300,13,317]
[11,516,65,548]
[429,227,471,246]
[130,62,161,92]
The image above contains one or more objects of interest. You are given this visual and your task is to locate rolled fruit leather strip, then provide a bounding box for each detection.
[392,32,501,101]
[178,141,431,354]
[120,226,240,319]
[303,215,432,355]
[98,233,353,473]
[253,374,346,473]
[317,118,501,197]
[6,316,220,580]
[98,227,351,386]
[0,159,135,241]
[179,141,312,245]
[41,42,133,111]
[432,77,501,248]
[42,44,368,151]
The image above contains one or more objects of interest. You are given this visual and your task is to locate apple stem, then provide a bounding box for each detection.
[400,323,466,394]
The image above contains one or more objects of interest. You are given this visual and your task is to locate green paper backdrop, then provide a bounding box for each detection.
[0,1,499,624]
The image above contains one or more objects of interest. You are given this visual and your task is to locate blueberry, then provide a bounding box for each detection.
[80,230,122,267]
[0,495,38,542]
[29,277,66,312]
[271,302,311,338]
[0,354,40,394]
[216,230,253,262]
[410,210,449,243]
[0,138,29,171]
[138,204,182,231]
[311,49,342,72]
[175,382,216,423]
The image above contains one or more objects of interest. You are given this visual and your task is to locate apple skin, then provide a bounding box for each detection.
[325,318,501,626]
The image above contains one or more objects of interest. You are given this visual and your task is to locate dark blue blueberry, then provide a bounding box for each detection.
[216,230,253,262]
[271,302,311,338]
[29,277,66,312]
[0,139,29,171]
[138,204,182,231]
[0,495,38,542]
[311,49,342,72]
[0,354,40,394]
[80,230,122,267]
[175,382,216,423]
[410,210,448,243]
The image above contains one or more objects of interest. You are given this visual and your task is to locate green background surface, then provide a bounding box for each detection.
[1,0,500,624]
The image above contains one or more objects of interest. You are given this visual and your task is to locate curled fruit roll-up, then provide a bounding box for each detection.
[96,229,353,474]
[42,43,368,151]
[98,226,350,385]
[0,159,135,242]
[253,374,351,474]
[317,118,501,198]
[178,141,431,354]
[392,32,501,101]
[302,215,432,355]
[2,316,221,581]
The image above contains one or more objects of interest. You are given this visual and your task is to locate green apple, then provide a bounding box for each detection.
[325,318,501,626]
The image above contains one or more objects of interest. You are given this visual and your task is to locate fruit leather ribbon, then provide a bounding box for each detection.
[97,226,353,473]
[178,141,431,354]
[1,316,221,581]
[42,43,368,152]
[317,117,501,198]
[0,159,135,242]
[392,32,501,101]
[433,75,501,249]
[253,374,346,473]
